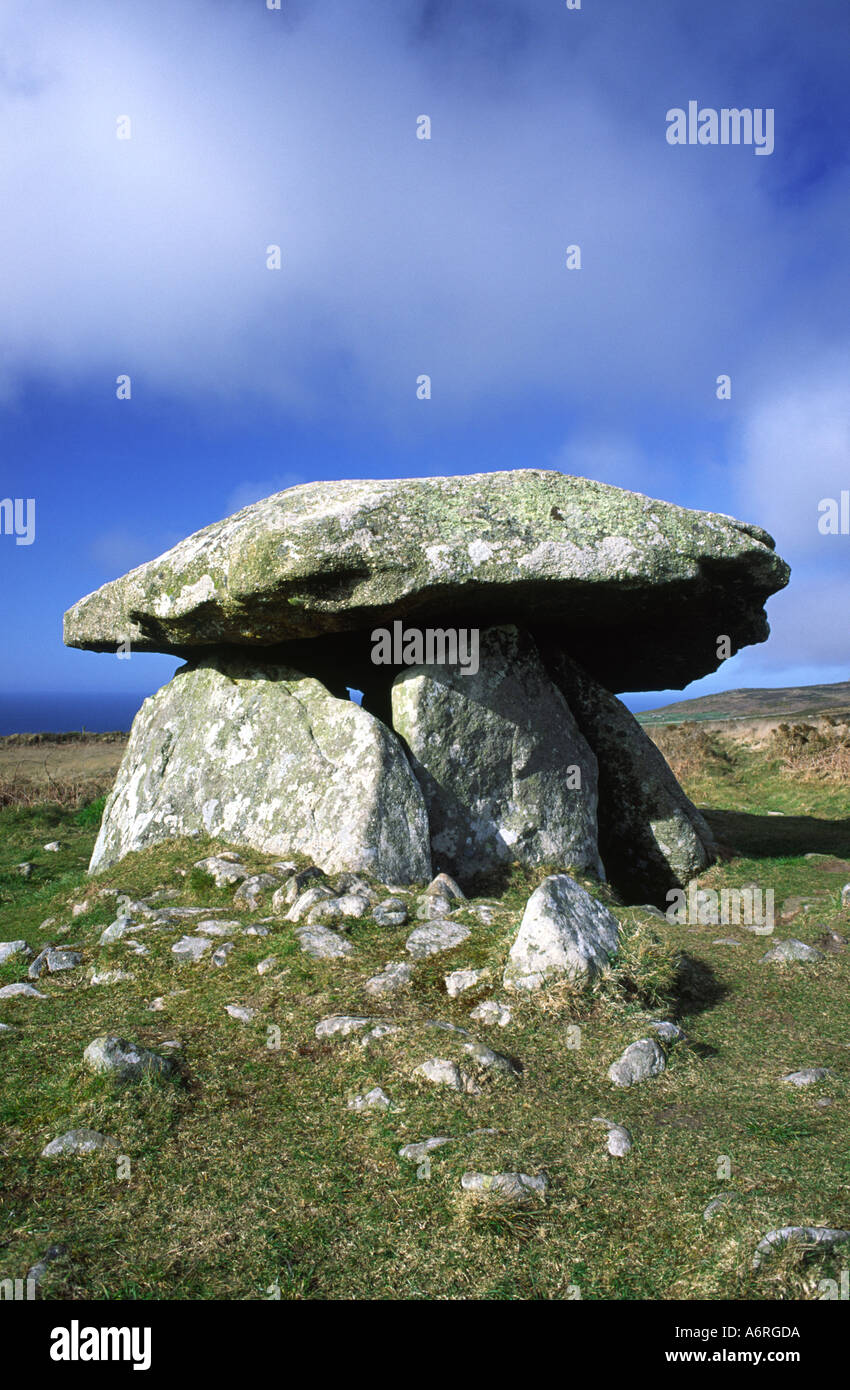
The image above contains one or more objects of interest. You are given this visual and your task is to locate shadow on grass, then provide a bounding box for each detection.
[672,951,728,1020]
[704,808,850,861]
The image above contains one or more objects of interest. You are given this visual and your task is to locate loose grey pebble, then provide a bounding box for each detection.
[171,935,214,963]
[295,926,354,959]
[347,1087,391,1111]
[315,1015,375,1039]
[761,939,825,963]
[782,1068,834,1085]
[752,1226,850,1269]
[0,982,46,999]
[0,940,31,964]
[41,1129,117,1158]
[460,1171,548,1202]
[225,1004,255,1022]
[445,968,485,997]
[405,920,471,959]
[365,961,413,996]
[83,1035,175,1080]
[608,1038,666,1088]
[703,1192,741,1221]
[592,1117,633,1156]
[470,999,512,1027]
[398,1136,454,1163]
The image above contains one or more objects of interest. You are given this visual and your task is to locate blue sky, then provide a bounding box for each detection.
[1,0,848,720]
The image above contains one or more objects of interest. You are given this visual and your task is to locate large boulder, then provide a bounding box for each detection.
[504,873,621,990]
[89,657,431,882]
[63,470,789,693]
[541,650,716,904]
[391,626,603,888]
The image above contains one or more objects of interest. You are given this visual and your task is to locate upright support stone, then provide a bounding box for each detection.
[89,657,432,884]
[391,626,603,889]
[539,648,716,904]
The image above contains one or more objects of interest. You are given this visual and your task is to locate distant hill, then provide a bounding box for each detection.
[637,680,850,726]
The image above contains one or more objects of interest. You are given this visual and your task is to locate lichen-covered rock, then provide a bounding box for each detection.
[460,1171,549,1202]
[392,626,603,886]
[295,926,354,959]
[540,650,716,903]
[0,940,31,965]
[41,1129,118,1158]
[752,1226,850,1269]
[608,1038,667,1088]
[63,470,788,693]
[193,855,248,888]
[28,948,81,979]
[82,1035,175,1081]
[504,873,620,990]
[365,960,413,996]
[405,920,471,959]
[761,938,824,963]
[88,656,431,884]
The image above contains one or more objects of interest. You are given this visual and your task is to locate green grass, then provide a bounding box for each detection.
[1,755,850,1302]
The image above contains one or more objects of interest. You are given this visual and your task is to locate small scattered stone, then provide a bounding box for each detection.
[405,920,471,959]
[398,1136,453,1162]
[445,968,485,997]
[462,1040,521,1077]
[147,997,166,1011]
[782,1068,834,1086]
[193,855,248,887]
[470,999,512,1027]
[703,1192,741,1221]
[41,1129,117,1158]
[315,1015,375,1039]
[0,982,46,999]
[43,841,61,852]
[194,919,243,936]
[212,943,235,967]
[359,1022,403,1046]
[90,969,134,985]
[225,1004,255,1022]
[285,884,337,923]
[98,915,138,945]
[295,926,354,959]
[0,941,31,964]
[592,1117,633,1156]
[713,937,741,946]
[171,935,214,963]
[372,898,409,927]
[28,948,81,979]
[752,1226,850,1269]
[234,874,281,911]
[460,1171,548,1202]
[83,1035,175,1080]
[27,1243,67,1289]
[761,938,824,963]
[365,961,413,996]
[256,956,279,975]
[275,867,326,910]
[649,1020,687,1045]
[608,1038,666,1088]
[17,861,34,878]
[412,1057,479,1094]
[306,893,371,925]
[347,1087,391,1111]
